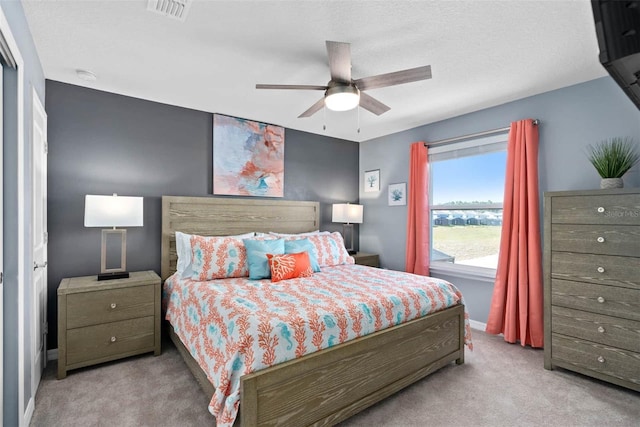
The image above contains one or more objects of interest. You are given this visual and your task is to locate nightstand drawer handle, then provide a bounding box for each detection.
[597,207,605,213]
[597,326,605,333]
[110,336,117,343]
[597,296,605,303]
[596,236,605,243]
[110,303,117,309]
[597,356,605,363]
[597,267,605,273]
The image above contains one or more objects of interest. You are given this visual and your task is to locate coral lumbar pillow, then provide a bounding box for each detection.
[267,252,314,282]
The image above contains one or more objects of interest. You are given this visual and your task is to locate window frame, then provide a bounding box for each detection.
[428,133,508,280]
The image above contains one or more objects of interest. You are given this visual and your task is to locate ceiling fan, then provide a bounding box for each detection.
[256,41,432,118]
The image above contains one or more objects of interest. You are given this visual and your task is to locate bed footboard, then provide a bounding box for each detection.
[240,303,465,426]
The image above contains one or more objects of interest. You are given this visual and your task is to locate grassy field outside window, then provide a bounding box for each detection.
[432,225,501,268]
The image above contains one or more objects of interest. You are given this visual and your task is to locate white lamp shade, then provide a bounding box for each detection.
[332,203,363,224]
[84,194,144,227]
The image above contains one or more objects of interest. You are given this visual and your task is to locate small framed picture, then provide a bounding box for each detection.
[364,169,380,192]
[388,182,407,206]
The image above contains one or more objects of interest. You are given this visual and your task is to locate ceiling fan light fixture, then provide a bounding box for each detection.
[324,85,360,111]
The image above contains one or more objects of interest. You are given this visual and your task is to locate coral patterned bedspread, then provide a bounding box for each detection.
[164,264,472,427]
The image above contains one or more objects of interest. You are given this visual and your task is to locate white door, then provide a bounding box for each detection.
[31,88,47,392]
[0,60,4,423]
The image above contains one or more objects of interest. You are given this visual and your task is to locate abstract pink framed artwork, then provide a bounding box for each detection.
[213,114,285,197]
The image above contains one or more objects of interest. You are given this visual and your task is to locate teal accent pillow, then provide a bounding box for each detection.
[243,238,285,279]
[285,238,321,272]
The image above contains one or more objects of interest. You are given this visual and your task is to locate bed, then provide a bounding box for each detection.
[161,196,471,426]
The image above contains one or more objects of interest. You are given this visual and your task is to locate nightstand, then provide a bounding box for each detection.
[57,270,161,379]
[352,252,380,268]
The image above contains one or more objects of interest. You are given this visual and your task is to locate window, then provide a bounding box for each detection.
[429,134,507,279]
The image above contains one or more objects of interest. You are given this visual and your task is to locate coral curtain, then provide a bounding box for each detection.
[405,142,430,275]
[486,119,543,347]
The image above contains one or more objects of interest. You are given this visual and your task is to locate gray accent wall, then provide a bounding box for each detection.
[46,80,360,349]
[359,77,640,323]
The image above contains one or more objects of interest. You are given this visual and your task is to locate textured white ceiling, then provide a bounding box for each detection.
[22,0,607,142]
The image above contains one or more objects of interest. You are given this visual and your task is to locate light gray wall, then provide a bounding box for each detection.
[359,77,640,323]
[46,80,360,349]
[0,1,46,426]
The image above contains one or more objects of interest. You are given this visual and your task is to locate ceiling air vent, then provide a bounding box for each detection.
[147,0,191,22]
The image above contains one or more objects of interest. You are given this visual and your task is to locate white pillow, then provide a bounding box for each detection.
[175,231,255,279]
[268,230,329,237]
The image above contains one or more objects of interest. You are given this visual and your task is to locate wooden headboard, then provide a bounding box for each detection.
[161,196,320,280]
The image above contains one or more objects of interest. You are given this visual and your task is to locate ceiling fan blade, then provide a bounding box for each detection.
[354,65,432,91]
[256,84,327,90]
[359,92,391,116]
[298,97,326,118]
[326,41,352,83]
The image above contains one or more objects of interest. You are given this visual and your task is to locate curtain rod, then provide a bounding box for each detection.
[424,119,540,147]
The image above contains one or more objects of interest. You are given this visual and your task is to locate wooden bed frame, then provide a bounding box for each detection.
[161,196,465,426]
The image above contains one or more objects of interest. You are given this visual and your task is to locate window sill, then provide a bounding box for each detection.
[429,262,496,283]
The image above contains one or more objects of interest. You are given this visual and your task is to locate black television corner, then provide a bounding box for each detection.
[592,0,640,110]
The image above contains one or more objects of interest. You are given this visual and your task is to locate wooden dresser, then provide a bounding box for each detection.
[543,188,640,391]
[57,270,161,379]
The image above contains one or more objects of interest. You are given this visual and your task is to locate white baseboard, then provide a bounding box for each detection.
[23,396,34,427]
[469,319,486,331]
[47,348,58,361]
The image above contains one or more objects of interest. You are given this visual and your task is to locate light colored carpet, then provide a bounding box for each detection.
[30,330,639,426]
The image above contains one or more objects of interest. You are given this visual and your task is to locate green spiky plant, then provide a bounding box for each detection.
[587,137,640,178]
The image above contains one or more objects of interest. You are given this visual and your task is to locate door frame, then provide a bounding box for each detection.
[0,57,4,426]
[0,7,28,426]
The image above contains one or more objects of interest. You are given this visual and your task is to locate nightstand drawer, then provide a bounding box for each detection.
[353,253,379,267]
[67,285,155,328]
[66,316,155,366]
[551,306,640,353]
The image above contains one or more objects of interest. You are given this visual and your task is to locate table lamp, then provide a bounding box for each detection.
[84,194,143,280]
[332,203,363,255]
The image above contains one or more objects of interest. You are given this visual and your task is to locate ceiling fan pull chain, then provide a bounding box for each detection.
[323,106,326,131]
[357,106,361,134]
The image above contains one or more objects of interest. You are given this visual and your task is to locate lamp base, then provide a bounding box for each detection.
[97,271,130,281]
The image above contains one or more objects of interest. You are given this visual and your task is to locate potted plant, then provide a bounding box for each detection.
[587,137,640,189]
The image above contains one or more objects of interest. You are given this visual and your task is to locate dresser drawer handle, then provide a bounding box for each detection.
[597,356,605,363]
[110,303,117,309]
[596,236,605,243]
[597,267,605,273]
[597,296,605,303]
[110,336,117,343]
[597,207,605,213]
[597,326,605,333]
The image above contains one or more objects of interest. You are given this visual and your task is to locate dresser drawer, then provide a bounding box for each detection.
[551,279,640,321]
[550,193,640,225]
[551,252,640,290]
[551,333,640,389]
[67,285,155,329]
[551,306,640,353]
[66,316,155,366]
[551,224,640,256]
